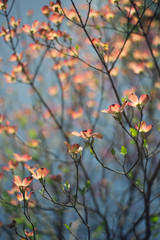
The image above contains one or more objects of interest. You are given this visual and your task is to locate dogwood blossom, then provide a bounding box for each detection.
[128,93,149,107]
[101,101,128,117]
[135,121,153,133]
[72,129,103,140]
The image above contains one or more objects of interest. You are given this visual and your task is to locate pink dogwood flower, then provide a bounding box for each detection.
[101,101,128,117]
[16,188,33,201]
[31,168,50,180]
[128,93,149,107]
[13,176,33,188]
[135,121,153,133]
[64,142,83,154]
[72,129,103,140]
[13,153,32,162]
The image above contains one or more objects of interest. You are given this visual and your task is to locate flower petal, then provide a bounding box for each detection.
[22,176,33,187]
[139,94,149,106]
[128,93,138,105]
[13,176,22,187]
[93,133,103,139]
[72,131,82,137]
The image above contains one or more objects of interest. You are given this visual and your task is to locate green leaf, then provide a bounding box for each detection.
[64,224,71,232]
[128,170,133,179]
[90,148,94,154]
[111,148,115,156]
[143,139,148,149]
[121,97,126,102]
[64,180,70,190]
[39,188,45,196]
[75,44,79,51]
[95,25,100,31]
[121,145,127,156]
[130,139,135,144]
[130,128,137,137]
[151,215,159,224]
[85,180,91,189]
[92,222,105,239]
[69,37,72,43]
[136,178,140,186]
[28,128,37,139]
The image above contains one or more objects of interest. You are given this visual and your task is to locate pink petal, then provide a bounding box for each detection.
[32,171,38,179]
[139,94,149,106]
[81,129,93,138]
[37,168,50,178]
[145,124,153,132]
[93,133,103,139]
[127,102,135,107]
[72,131,82,137]
[64,142,71,151]
[42,168,50,177]
[13,176,22,186]
[101,109,109,113]
[110,104,121,113]
[135,124,139,131]
[121,100,128,110]
[128,93,138,105]
[22,24,31,33]
[27,191,34,200]
[16,194,23,201]
[22,176,33,187]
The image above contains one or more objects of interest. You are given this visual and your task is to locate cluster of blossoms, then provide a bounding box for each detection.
[101,101,128,118]
[68,93,152,158]
[0,115,17,135]
[2,149,50,203]
[72,129,103,140]
[0,0,74,85]
[101,92,152,134]
[135,121,153,133]
[101,93,149,115]
[65,129,103,158]
[64,142,83,154]
[12,167,50,202]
